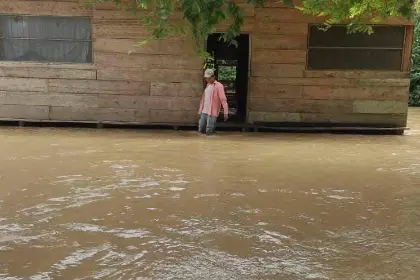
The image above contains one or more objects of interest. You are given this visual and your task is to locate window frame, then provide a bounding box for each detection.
[0,15,93,64]
[306,24,407,71]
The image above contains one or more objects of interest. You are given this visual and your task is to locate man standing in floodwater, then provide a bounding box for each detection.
[198,69,229,135]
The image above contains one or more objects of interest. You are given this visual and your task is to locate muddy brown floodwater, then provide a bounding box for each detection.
[1,110,420,280]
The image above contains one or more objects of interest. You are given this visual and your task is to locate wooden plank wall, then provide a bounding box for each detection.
[0,0,413,127]
[0,0,203,124]
[248,4,411,127]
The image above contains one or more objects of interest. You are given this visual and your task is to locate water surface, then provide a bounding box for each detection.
[1,109,420,279]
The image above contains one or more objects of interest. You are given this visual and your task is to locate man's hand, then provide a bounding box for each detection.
[224,114,228,122]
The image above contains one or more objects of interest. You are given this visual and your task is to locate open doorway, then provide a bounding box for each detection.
[207,34,249,123]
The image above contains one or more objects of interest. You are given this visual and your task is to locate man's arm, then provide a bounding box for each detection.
[198,92,204,115]
[217,83,229,121]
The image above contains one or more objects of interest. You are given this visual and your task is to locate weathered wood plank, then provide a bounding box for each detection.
[304,71,409,79]
[97,94,140,109]
[94,0,254,10]
[403,25,414,72]
[140,97,200,111]
[249,98,354,113]
[0,105,49,119]
[168,97,201,111]
[252,50,307,64]
[0,77,48,92]
[93,23,149,39]
[92,0,413,25]
[253,22,308,35]
[94,6,254,22]
[0,65,96,80]
[149,110,197,123]
[0,61,94,69]
[48,79,150,95]
[215,17,255,33]
[248,111,301,123]
[93,9,184,21]
[94,38,196,55]
[251,77,411,87]
[249,83,302,99]
[97,68,202,83]
[355,79,411,87]
[255,7,319,23]
[353,100,408,114]
[302,85,409,101]
[383,17,414,25]
[300,113,407,126]
[94,52,203,70]
[238,3,256,17]
[252,34,307,49]
[49,106,138,122]
[0,1,92,16]
[150,82,202,97]
[251,63,304,78]
[0,92,98,107]
[91,1,120,10]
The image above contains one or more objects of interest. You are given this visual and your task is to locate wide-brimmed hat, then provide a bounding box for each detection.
[204,69,215,78]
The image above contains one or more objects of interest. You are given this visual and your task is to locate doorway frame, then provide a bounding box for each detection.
[205,33,251,124]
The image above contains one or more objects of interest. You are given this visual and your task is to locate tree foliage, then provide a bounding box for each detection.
[86,0,415,56]
[299,0,414,33]
[218,65,237,81]
[410,17,420,107]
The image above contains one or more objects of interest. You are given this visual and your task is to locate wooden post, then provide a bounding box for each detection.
[402,25,414,72]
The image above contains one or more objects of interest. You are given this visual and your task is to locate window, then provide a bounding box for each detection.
[307,25,406,70]
[0,15,92,63]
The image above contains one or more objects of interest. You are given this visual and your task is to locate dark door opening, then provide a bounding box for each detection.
[206,34,249,123]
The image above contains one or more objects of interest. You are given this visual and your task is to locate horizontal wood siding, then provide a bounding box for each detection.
[0,0,202,124]
[248,7,410,127]
[0,0,411,127]
[0,1,92,17]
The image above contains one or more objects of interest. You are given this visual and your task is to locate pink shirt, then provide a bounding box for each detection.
[199,81,228,117]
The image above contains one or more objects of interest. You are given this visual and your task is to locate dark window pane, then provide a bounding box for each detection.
[307,25,405,70]
[309,25,405,48]
[0,39,92,63]
[307,48,403,70]
[0,16,91,40]
[0,15,92,63]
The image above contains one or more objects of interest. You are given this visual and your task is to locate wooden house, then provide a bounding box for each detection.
[0,0,414,132]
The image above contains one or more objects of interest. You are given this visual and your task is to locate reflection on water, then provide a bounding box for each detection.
[1,109,420,279]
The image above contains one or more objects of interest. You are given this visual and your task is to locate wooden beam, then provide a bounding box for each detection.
[0,63,96,80]
[402,25,414,72]
[0,1,92,17]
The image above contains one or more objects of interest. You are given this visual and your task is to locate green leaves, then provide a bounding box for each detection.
[410,17,420,107]
[85,0,414,57]
[299,0,413,34]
